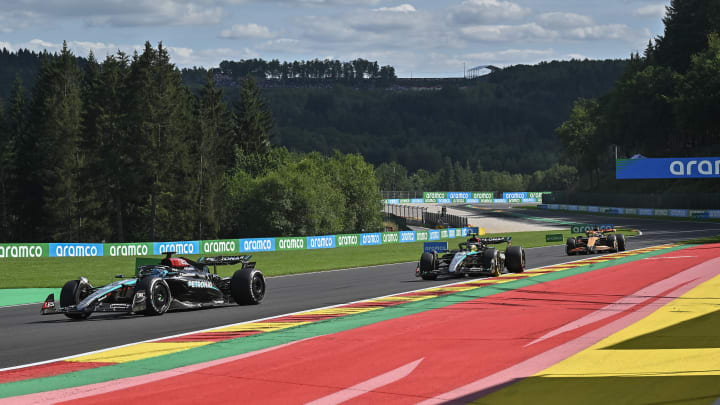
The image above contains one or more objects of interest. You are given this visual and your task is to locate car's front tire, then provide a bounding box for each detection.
[606,234,618,252]
[232,269,266,305]
[60,280,91,320]
[566,238,577,255]
[419,252,438,280]
[138,277,172,316]
[617,234,627,251]
[505,246,526,273]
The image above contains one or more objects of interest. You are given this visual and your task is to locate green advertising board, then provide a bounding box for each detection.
[472,192,494,199]
[201,239,239,254]
[336,234,360,247]
[545,234,564,242]
[399,199,411,204]
[0,243,48,258]
[274,237,306,251]
[440,229,449,239]
[451,198,465,203]
[105,242,154,257]
[382,232,400,244]
[424,192,446,199]
[507,198,522,203]
[424,198,437,203]
[480,199,493,203]
[416,231,429,241]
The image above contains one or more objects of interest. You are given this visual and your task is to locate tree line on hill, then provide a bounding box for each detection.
[556,0,720,193]
[1,49,627,183]
[0,41,381,243]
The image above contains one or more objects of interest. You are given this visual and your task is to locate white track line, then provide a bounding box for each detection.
[0,243,673,373]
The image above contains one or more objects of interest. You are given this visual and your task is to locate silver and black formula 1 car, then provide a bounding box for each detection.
[415,236,526,280]
[41,252,266,319]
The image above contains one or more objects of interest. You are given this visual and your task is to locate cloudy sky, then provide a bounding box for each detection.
[0,0,670,77]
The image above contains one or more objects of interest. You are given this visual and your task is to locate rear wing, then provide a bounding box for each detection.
[198,255,252,266]
[477,237,512,244]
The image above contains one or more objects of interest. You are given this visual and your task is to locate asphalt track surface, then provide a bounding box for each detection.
[1,206,719,369]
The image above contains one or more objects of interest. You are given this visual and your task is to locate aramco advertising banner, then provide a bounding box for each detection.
[616,157,720,179]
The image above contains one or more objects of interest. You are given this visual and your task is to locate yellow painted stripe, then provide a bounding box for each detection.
[478,272,720,405]
[425,286,477,292]
[66,342,212,363]
[212,321,311,332]
[366,296,424,302]
[296,307,383,316]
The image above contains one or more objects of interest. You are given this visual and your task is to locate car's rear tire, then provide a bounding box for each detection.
[617,234,627,251]
[419,252,437,280]
[138,277,172,315]
[566,238,577,255]
[505,246,526,273]
[60,280,91,320]
[606,234,618,252]
[232,269,266,305]
[483,247,499,276]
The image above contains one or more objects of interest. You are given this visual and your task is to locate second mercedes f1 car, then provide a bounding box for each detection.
[41,252,266,319]
[566,228,626,255]
[415,235,526,280]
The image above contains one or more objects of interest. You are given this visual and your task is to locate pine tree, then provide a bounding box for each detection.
[232,76,272,157]
[655,0,720,72]
[6,78,28,240]
[0,96,12,241]
[193,72,233,238]
[28,41,85,241]
[125,42,194,240]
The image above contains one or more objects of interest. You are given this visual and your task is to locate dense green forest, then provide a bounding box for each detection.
[1,49,627,175]
[0,42,381,243]
[556,0,720,194]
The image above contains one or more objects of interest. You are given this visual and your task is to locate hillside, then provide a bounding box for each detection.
[0,50,626,174]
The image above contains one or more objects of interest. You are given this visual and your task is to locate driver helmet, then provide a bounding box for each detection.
[470,245,478,251]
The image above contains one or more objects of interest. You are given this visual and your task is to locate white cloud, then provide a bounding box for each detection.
[220,23,276,39]
[566,24,634,40]
[449,0,530,25]
[373,4,416,13]
[536,12,594,28]
[1,0,223,27]
[460,23,558,41]
[633,4,667,17]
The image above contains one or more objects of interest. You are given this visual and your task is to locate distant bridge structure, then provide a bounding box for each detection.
[466,65,499,79]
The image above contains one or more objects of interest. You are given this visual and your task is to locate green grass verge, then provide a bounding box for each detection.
[516,205,720,223]
[680,234,720,244]
[1,229,638,288]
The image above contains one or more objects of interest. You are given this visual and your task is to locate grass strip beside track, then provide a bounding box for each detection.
[0,229,637,289]
[0,244,685,399]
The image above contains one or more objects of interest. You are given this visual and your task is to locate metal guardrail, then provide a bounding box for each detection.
[382,204,468,229]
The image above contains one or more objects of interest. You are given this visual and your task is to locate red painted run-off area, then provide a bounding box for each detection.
[65,245,720,405]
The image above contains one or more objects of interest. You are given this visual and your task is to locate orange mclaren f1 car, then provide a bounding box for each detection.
[566,228,626,255]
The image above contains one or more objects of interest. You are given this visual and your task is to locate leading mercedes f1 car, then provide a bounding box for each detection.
[566,228,626,255]
[41,252,266,319]
[415,235,526,280]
